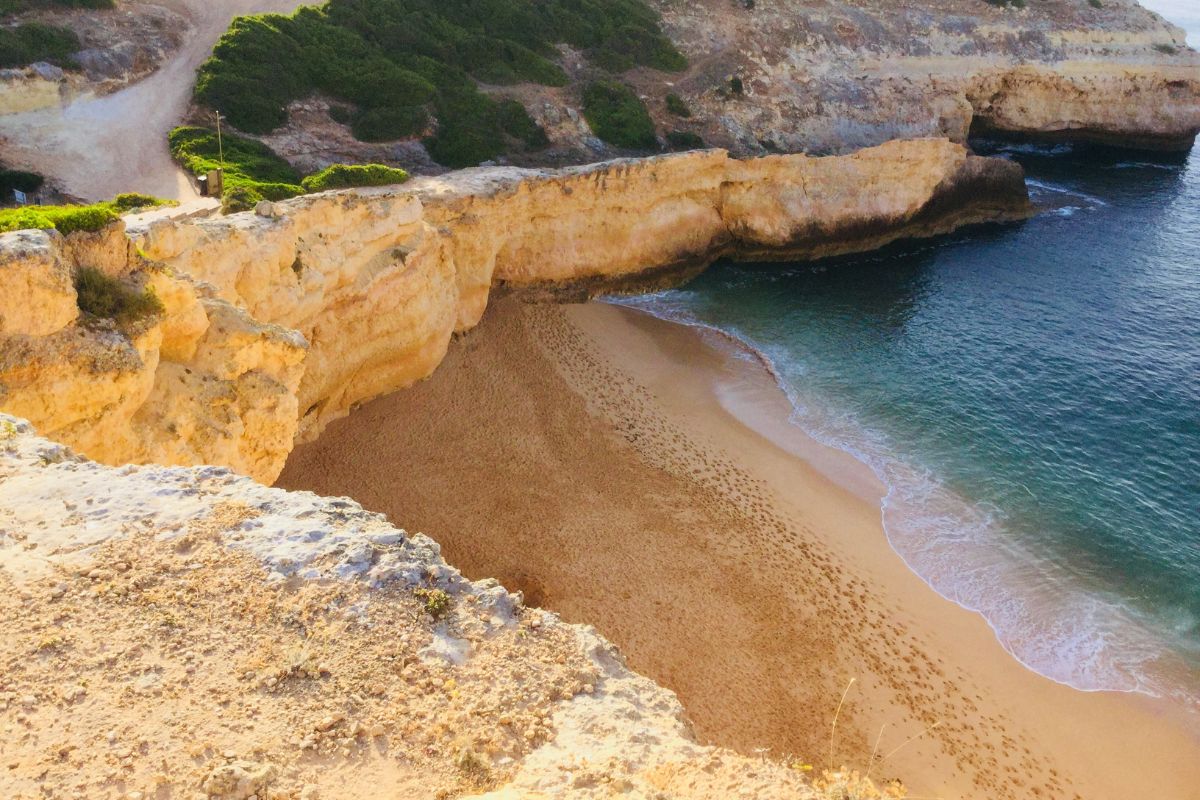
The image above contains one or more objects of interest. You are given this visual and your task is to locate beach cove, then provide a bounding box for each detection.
[278,298,1200,800]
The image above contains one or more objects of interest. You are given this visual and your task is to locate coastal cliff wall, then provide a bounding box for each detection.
[651,0,1200,156]
[0,138,1027,483]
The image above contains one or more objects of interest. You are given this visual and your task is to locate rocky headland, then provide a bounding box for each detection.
[0,138,1026,482]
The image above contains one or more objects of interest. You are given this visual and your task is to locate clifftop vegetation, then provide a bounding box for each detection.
[0,194,169,234]
[169,126,410,211]
[0,0,116,69]
[194,0,685,167]
[0,19,79,68]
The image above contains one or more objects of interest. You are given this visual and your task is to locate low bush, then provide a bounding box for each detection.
[0,204,114,234]
[193,0,684,166]
[0,0,113,12]
[0,21,79,68]
[300,163,409,192]
[73,266,164,330]
[219,184,261,213]
[582,80,657,150]
[0,194,170,233]
[169,125,304,207]
[109,193,167,213]
[50,205,118,234]
[413,587,450,619]
[350,105,429,142]
[496,99,550,149]
[423,87,549,167]
[665,93,691,118]
[666,130,704,150]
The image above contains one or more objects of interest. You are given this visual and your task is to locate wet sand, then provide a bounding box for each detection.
[278,298,1200,800]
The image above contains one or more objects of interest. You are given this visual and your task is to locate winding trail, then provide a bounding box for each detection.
[0,0,307,201]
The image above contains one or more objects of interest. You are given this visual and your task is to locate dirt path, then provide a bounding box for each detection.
[0,0,308,202]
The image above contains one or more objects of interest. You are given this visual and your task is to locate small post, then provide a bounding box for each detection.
[214,111,225,171]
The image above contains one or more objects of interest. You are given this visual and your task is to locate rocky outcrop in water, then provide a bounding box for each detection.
[0,139,1026,483]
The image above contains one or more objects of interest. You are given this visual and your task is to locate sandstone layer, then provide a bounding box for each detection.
[0,139,1027,483]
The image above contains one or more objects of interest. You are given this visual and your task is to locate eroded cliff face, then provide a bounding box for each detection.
[641,0,1200,155]
[0,139,1027,483]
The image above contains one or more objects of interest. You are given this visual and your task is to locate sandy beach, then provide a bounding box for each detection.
[278,298,1200,800]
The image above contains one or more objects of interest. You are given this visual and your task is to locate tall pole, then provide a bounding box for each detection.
[215,111,225,171]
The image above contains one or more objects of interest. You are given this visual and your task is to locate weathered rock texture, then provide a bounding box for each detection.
[643,0,1200,154]
[0,139,1027,483]
[2,412,878,799]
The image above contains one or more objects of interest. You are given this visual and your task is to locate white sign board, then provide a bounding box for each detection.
[13,189,27,205]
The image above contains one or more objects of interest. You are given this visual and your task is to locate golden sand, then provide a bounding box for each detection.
[279,299,1200,800]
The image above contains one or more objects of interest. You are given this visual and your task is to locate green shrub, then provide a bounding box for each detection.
[350,105,429,142]
[220,184,262,213]
[0,21,79,68]
[729,76,744,95]
[423,88,507,167]
[414,587,451,619]
[169,125,304,208]
[0,0,113,12]
[73,266,164,330]
[192,0,685,166]
[51,206,118,234]
[1153,43,1178,54]
[582,80,657,150]
[108,193,167,213]
[0,207,54,232]
[301,163,410,192]
[496,99,550,149]
[665,93,691,118]
[0,204,110,234]
[666,130,703,150]
[0,194,168,233]
[1087,0,1102,7]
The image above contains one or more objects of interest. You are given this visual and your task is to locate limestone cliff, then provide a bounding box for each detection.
[0,138,1027,483]
[643,0,1200,154]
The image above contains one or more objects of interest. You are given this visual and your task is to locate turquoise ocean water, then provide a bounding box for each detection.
[618,7,1200,709]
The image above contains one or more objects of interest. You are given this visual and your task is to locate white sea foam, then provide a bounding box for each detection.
[1025,178,1109,207]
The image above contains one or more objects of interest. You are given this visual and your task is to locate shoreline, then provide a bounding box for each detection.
[279,297,1200,799]
[612,295,1200,706]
